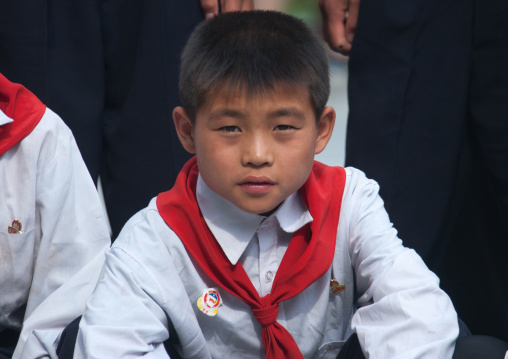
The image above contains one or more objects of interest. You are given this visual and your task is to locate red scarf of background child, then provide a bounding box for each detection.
[0,73,46,156]
[157,157,346,358]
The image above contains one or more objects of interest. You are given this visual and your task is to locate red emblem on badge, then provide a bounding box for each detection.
[330,279,346,294]
[8,220,22,233]
[197,288,223,316]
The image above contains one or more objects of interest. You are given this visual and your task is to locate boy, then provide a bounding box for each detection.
[74,10,473,358]
[0,73,111,358]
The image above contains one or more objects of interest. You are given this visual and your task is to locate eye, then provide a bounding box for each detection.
[218,126,241,133]
[274,125,295,131]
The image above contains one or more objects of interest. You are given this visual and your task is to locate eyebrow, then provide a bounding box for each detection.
[208,109,245,122]
[208,107,306,121]
[266,107,306,121]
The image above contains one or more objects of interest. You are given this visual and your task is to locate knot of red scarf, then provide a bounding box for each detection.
[253,298,279,328]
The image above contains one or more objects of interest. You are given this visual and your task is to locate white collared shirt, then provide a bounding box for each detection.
[76,169,459,359]
[197,177,313,297]
[0,108,111,358]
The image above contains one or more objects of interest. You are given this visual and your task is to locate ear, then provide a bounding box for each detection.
[314,106,336,154]
[173,106,196,154]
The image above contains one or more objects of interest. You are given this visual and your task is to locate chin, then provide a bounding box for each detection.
[235,204,276,216]
[255,204,282,217]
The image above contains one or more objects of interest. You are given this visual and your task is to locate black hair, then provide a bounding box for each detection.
[178,10,330,121]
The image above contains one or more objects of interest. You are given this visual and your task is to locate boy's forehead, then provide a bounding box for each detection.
[199,81,313,112]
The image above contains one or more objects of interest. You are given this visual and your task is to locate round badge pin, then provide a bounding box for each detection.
[197,288,223,317]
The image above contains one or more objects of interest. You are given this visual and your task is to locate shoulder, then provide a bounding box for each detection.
[29,107,72,142]
[342,166,382,205]
[344,166,379,189]
[335,166,388,237]
[17,107,77,165]
[310,164,381,213]
[314,163,379,192]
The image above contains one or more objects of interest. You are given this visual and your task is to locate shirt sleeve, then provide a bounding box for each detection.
[12,110,111,358]
[26,109,110,319]
[346,169,458,359]
[74,246,171,358]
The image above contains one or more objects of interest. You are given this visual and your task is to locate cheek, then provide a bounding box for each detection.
[196,155,226,197]
[278,145,315,186]
[194,134,221,165]
[280,137,316,163]
[197,145,232,170]
[195,142,234,187]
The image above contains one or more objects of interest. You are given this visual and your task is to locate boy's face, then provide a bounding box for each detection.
[174,83,335,215]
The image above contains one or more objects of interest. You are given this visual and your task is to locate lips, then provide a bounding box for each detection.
[238,176,275,194]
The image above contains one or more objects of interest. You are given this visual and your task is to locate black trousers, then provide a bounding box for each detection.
[0,329,19,359]
[0,0,203,238]
[336,334,508,359]
[347,0,508,340]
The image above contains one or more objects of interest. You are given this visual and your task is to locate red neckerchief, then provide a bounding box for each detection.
[157,157,346,358]
[0,73,46,156]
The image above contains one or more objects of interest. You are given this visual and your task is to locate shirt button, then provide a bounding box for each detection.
[265,271,274,282]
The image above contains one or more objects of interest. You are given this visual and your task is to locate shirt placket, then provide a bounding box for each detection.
[256,217,279,297]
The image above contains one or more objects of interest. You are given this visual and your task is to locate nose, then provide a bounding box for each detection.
[241,133,274,167]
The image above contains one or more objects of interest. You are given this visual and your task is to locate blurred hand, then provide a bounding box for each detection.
[319,0,360,56]
[200,0,255,19]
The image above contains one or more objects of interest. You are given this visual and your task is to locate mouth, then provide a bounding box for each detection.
[238,176,275,194]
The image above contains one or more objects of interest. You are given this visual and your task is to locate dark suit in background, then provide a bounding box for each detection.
[0,0,202,238]
[346,0,508,340]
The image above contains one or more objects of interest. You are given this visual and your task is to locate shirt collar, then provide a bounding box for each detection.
[196,175,313,265]
[0,110,13,126]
